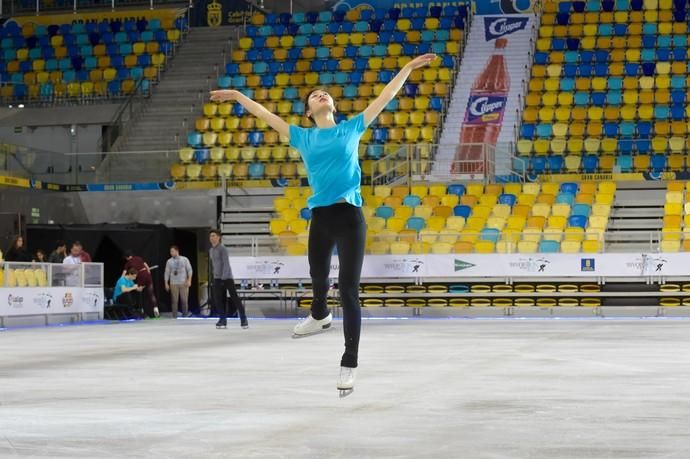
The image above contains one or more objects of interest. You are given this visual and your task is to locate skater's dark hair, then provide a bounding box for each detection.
[303,87,335,123]
[170,244,179,251]
[126,267,138,276]
[209,229,222,237]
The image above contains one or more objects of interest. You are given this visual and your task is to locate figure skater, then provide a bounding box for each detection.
[210,53,437,394]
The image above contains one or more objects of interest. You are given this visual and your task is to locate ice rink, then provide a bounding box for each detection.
[2,317,690,458]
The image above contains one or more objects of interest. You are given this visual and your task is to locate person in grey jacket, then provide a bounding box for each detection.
[209,229,248,329]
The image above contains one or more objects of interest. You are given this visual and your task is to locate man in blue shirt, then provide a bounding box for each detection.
[113,267,144,314]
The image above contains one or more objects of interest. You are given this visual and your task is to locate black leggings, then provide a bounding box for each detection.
[213,278,247,324]
[309,202,366,368]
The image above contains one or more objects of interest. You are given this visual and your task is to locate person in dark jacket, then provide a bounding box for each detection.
[5,236,31,262]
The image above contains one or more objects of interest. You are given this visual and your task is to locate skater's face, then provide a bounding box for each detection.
[209,232,220,247]
[170,247,179,257]
[305,89,335,121]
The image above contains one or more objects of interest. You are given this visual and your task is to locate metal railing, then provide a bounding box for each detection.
[1,261,104,288]
[225,230,690,257]
[0,144,178,184]
[371,143,526,190]
[6,0,190,15]
[99,77,153,152]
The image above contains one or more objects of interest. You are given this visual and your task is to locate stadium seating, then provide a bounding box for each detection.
[173,5,469,181]
[0,14,186,103]
[661,180,690,251]
[517,0,690,176]
[268,181,616,253]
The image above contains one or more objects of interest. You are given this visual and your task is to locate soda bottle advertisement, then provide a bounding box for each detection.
[454,38,509,173]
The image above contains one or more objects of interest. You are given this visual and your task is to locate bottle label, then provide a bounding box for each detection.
[464,94,508,124]
[483,16,528,41]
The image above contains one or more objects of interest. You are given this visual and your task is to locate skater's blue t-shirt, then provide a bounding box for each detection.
[113,276,135,301]
[289,113,368,209]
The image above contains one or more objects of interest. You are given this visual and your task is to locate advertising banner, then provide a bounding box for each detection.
[0,287,104,317]
[231,253,688,280]
[331,0,534,15]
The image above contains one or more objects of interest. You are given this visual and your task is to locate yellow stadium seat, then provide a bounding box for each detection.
[665,202,682,216]
[592,205,611,219]
[496,240,516,253]
[186,164,202,180]
[474,240,495,254]
[552,203,571,217]
[661,240,681,252]
[560,241,581,253]
[170,164,185,180]
[446,216,465,231]
[564,227,585,242]
[517,240,538,253]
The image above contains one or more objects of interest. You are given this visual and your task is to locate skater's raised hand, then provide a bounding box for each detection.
[362,53,437,126]
[209,89,241,102]
[209,88,290,138]
[404,53,437,70]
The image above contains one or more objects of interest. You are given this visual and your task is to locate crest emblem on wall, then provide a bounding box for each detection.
[207,0,222,27]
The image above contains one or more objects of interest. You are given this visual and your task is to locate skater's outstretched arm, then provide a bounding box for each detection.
[209,89,290,139]
[362,53,437,127]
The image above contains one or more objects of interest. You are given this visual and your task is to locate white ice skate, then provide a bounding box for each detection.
[292,313,333,339]
[337,366,356,398]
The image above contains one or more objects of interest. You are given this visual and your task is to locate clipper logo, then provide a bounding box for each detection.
[627,255,667,275]
[509,257,550,273]
[383,258,424,274]
[465,95,507,124]
[581,258,596,272]
[246,260,286,276]
[7,294,24,309]
[81,292,102,309]
[62,292,74,308]
[454,260,476,272]
[484,16,529,41]
[33,293,53,309]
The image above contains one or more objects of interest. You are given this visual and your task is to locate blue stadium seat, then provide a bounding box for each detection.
[538,240,560,253]
[548,155,564,173]
[478,227,501,244]
[453,205,471,218]
[248,162,265,179]
[582,155,599,172]
[572,204,592,217]
[375,206,394,219]
[568,215,587,229]
[651,154,667,172]
[403,195,421,207]
[498,194,517,206]
[447,184,466,196]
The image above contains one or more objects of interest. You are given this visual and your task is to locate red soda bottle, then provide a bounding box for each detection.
[453,38,510,174]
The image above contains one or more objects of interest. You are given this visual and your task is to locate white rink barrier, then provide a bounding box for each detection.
[0,287,104,318]
[231,253,685,280]
[1,262,105,324]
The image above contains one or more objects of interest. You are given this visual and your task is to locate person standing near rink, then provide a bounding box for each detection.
[164,245,194,318]
[210,53,437,395]
[208,229,248,329]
